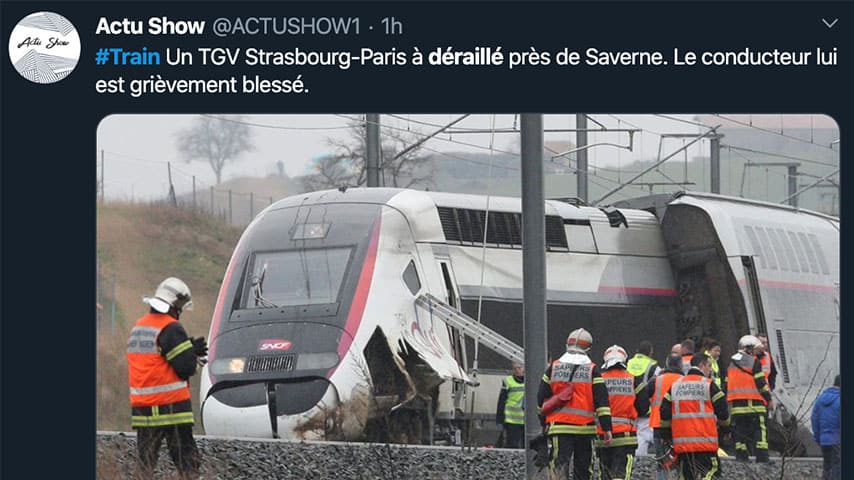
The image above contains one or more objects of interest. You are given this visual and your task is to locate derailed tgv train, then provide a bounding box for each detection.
[200,188,838,448]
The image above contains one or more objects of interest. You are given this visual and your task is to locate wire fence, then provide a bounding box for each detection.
[97,150,290,227]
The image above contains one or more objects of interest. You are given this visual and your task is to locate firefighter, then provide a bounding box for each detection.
[725,334,772,463]
[647,353,684,480]
[127,277,208,479]
[626,340,660,456]
[755,333,778,391]
[660,353,730,480]
[538,328,612,480]
[496,360,525,448]
[597,345,648,480]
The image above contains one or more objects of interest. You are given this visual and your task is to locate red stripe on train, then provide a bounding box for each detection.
[331,218,382,376]
[598,286,678,296]
[737,278,837,293]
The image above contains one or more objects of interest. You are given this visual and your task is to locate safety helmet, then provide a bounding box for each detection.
[143,277,193,314]
[603,344,628,369]
[738,334,761,351]
[566,328,593,353]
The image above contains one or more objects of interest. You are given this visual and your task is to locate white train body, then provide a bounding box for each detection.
[200,188,837,448]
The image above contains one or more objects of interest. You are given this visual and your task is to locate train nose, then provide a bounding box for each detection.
[201,376,343,439]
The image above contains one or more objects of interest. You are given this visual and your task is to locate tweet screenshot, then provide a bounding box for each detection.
[1,1,848,479]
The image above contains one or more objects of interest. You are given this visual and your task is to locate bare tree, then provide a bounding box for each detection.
[302,118,436,192]
[176,115,255,184]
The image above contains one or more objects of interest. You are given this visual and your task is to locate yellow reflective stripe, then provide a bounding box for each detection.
[673,436,717,445]
[548,423,597,435]
[595,436,638,448]
[711,391,725,403]
[757,414,768,449]
[731,406,767,414]
[557,407,595,418]
[753,372,765,379]
[703,457,719,480]
[550,436,559,472]
[625,452,634,479]
[664,392,672,401]
[634,383,646,395]
[719,417,731,427]
[596,406,612,416]
[660,420,671,428]
[165,339,193,361]
[131,411,194,427]
[542,374,551,383]
[593,377,605,385]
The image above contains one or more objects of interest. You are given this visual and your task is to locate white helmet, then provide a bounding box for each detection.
[603,345,628,369]
[566,328,593,353]
[144,277,193,314]
[738,334,761,351]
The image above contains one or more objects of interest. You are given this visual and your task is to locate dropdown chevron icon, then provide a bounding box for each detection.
[822,18,838,28]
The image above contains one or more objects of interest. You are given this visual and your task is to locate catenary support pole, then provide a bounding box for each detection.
[366,114,380,187]
[576,114,588,202]
[521,114,547,479]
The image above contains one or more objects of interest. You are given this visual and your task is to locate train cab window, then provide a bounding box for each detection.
[808,234,830,275]
[743,226,766,269]
[775,228,800,273]
[754,228,778,270]
[787,231,810,272]
[797,232,820,274]
[402,260,421,296]
[242,248,352,308]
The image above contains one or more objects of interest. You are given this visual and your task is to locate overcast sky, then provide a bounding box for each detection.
[96,114,837,201]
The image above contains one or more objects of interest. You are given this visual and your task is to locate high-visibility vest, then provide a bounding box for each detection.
[705,351,721,388]
[503,375,525,425]
[726,354,765,404]
[627,354,657,382]
[670,375,718,454]
[649,372,682,428]
[127,313,193,425]
[759,353,773,386]
[597,369,637,435]
[546,360,597,433]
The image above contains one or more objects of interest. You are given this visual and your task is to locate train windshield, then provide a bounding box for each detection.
[243,247,352,308]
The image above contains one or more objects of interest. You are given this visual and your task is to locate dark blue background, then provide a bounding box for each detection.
[1,1,850,477]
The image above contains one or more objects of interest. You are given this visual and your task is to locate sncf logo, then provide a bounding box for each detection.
[259,339,292,351]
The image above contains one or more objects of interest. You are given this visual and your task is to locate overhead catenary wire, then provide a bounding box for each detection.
[712,114,837,151]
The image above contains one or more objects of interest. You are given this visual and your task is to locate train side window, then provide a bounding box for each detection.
[743,226,766,269]
[775,229,800,273]
[755,227,777,270]
[402,260,421,296]
[768,228,790,271]
[565,222,598,253]
[808,234,831,275]
[797,232,820,274]
[787,231,810,272]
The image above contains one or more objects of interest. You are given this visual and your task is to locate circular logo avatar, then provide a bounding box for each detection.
[8,12,80,84]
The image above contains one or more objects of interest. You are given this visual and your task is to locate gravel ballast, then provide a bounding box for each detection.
[97,432,824,479]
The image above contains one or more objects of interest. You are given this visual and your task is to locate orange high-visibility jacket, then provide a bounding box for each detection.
[727,354,765,403]
[546,360,596,426]
[127,313,191,408]
[669,375,718,454]
[759,354,773,385]
[649,372,682,428]
[597,369,638,435]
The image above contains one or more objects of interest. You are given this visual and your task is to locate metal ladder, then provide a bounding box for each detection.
[415,293,523,364]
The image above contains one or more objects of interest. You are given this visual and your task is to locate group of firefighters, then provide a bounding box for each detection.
[497,328,779,479]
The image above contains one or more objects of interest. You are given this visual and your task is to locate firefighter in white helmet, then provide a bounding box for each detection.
[538,328,612,479]
[127,277,207,478]
[724,334,772,463]
[597,345,648,480]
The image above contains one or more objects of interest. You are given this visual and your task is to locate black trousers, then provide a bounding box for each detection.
[677,451,721,480]
[549,434,594,480]
[136,424,200,478]
[504,423,525,449]
[596,445,635,480]
[822,445,841,480]
[731,412,769,462]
